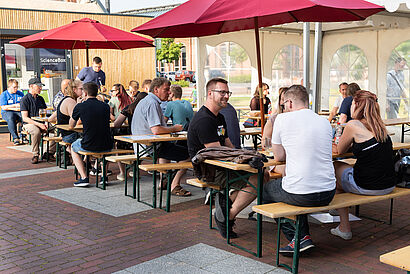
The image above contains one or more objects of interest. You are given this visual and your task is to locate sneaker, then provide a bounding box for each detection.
[90,168,112,176]
[13,139,21,146]
[129,170,134,177]
[74,177,89,187]
[330,226,352,240]
[117,174,125,181]
[215,192,231,223]
[279,235,315,255]
[214,217,238,239]
[31,155,39,164]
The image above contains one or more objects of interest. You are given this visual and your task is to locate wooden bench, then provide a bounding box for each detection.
[252,187,410,274]
[78,149,134,190]
[105,154,152,199]
[380,245,410,272]
[56,140,72,169]
[40,136,62,161]
[138,161,193,211]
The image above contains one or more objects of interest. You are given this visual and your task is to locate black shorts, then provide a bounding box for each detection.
[158,141,189,162]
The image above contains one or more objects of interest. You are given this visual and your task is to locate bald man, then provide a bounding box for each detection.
[52,79,70,110]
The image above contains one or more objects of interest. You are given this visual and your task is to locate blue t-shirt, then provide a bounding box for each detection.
[164,100,194,127]
[0,90,24,113]
[338,96,353,122]
[77,67,105,87]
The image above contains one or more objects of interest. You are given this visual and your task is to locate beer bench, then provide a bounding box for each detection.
[77,149,134,190]
[139,161,193,212]
[252,187,410,274]
[105,154,152,198]
[185,171,283,229]
[380,245,410,273]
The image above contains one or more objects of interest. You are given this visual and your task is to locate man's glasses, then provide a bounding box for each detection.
[212,90,232,97]
[280,99,291,108]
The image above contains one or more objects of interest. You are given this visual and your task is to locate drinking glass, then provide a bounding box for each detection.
[263,138,273,156]
[39,109,46,118]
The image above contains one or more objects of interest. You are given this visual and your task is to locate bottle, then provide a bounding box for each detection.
[334,122,342,144]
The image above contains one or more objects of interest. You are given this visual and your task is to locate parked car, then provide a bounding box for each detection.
[163,71,176,81]
[175,70,196,82]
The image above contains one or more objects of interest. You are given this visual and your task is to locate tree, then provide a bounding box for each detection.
[156,38,183,65]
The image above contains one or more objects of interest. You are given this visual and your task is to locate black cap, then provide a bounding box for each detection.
[28,78,44,86]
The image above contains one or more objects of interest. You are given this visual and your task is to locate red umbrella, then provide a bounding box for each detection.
[132,0,383,130]
[12,18,154,66]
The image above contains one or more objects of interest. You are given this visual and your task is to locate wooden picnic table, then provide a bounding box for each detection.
[203,156,277,258]
[8,106,53,112]
[240,127,262,150]
[56,123,121,133]
[383,118,410,143]
[114,133,188,208]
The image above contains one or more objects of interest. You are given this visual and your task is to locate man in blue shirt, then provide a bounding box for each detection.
[76,56,106,91]
[0,79,24,145]
[164,85,193,127]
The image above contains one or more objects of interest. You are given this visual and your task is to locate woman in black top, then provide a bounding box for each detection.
[249,83,271,114]
[49,79,83,152]
[332,90,395,240]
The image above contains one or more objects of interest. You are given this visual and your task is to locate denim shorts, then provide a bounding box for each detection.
[62,132,80,144]
[71,139,111,154]
[341,167,395,195]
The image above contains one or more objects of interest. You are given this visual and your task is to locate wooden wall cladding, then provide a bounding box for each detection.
[0,8,155,89]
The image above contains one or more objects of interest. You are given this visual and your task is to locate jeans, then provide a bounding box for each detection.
[2,110,22,140]
[263,178,336,241]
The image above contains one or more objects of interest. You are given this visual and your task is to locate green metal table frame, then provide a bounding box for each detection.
[224,166,264,257]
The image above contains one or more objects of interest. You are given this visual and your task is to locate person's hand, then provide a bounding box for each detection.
[332,143,338,154]
[172,124,183,132]
[39,123,47,132]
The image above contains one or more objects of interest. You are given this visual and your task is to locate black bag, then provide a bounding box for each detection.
[394,148,410,188]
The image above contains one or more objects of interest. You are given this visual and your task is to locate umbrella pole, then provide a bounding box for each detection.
[86,42,90,67]
[253,17,265,133]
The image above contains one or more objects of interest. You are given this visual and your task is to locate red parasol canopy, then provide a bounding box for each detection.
[132,0,383,131]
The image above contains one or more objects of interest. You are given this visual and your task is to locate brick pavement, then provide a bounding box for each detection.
[0,133,408,273]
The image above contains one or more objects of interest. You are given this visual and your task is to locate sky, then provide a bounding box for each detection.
[109,0,187,12]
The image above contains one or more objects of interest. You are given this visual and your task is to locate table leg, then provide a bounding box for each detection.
[402,124,404,143]
[152,143,157,208]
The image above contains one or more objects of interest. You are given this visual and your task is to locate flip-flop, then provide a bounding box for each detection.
[171,185,191,197]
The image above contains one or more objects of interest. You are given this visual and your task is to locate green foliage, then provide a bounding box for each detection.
[171,80,190,87]
[230,45,248,65]
[229,74,251,83]
[156,38,183,64]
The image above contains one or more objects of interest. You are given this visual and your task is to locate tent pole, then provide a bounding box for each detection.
[313,22,323,113]
[254,17,265,133]
[303,23,310,100]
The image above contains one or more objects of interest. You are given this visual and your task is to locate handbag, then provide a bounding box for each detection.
[243,118,258,128]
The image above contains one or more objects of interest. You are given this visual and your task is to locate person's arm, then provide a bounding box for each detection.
[334,122,355,154]
[47,111,57,123]
[328,106,338,122]
[151,124,182,135]
[224,137,235,148]
[68,117,78,129]
[339,113,347,124]
[1,103,20,110]
[262,119,273,149]
[113,113,127,128]
[21,110,47,131]
[272,144,286,161]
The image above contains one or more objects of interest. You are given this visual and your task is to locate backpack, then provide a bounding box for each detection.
[394,148,410,188]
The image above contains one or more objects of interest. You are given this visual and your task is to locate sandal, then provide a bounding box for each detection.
[171,185,191,197]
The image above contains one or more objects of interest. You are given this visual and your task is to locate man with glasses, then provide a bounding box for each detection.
[187,78,265,239]
[0,79,24,145]
[264,85,336,255]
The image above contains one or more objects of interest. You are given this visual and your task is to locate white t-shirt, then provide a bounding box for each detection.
[333,95,343,108]
[272,109,336,194]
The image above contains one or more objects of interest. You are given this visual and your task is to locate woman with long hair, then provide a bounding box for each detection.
[250,83,271,113]
[261,87,288,175]
[48,79,83,153]
[109,83,133,120]
[332,90,396,240]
